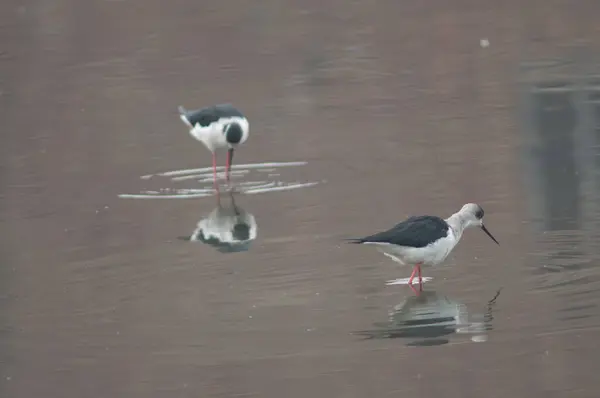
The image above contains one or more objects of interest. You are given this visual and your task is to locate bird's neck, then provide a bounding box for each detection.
[445,212,468,239]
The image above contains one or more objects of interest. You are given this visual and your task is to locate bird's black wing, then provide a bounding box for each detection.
[213,104,245,118]
[179,106,220,127]
[347,215,449,248]
[178,104,244,127]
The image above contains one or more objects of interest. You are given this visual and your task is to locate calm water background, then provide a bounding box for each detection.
[2,1,600,397]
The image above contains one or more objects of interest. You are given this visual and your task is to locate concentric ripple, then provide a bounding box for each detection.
[118,161,322,199]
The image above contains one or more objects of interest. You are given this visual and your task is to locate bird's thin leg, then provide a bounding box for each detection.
[407,265,418,285]
[417,264,423,289]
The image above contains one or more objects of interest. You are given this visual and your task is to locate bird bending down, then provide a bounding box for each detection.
[346,203,499,289]
[177,104,250,190]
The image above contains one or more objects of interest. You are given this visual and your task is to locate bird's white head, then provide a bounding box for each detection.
[455,203,499,244]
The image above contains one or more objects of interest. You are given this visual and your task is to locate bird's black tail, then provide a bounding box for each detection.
[344,238,365,244]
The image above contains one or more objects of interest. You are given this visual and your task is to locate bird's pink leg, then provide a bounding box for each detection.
[407,265,418,285]
[407,263,423,287]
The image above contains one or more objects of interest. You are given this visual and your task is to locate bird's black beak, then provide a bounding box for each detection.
[481,224,499,245]
[227,148,234,167]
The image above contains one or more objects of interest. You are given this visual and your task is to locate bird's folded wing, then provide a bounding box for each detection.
[353,216,448,248]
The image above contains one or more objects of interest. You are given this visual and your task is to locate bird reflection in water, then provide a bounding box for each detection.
[178,192,257,253]
[353,288,502,346]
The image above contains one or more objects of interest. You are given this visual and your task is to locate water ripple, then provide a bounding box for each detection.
[118,161,322,200]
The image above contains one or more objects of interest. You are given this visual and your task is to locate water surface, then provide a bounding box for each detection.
[2,1,600,397]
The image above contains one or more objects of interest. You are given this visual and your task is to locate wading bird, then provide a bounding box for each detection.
[347,203,499,289]
[178,104,249,190]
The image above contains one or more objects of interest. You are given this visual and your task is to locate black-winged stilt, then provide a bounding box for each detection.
[177,104,249,189]
[346,203,499,289]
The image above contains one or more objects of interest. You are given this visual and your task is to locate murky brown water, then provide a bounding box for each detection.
[3,1,600,397]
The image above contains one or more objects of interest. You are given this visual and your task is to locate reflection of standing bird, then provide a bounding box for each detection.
[353,288,502,346]
[179,193,257,253]
[388,290,469,339]
[347,203,499,288]
[177,104,250,190]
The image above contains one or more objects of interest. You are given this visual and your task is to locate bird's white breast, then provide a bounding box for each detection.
[374,227,458,266]
[420,229,458,265]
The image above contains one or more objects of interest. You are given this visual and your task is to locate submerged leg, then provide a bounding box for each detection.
[409,283,422,296]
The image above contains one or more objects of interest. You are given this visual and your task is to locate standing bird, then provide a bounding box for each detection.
[346,203,499,288]
[177,104,250,189]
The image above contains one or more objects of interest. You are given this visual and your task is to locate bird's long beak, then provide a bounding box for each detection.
[227,148,234,168]
[225,148,235,183]
[481,224,499,245]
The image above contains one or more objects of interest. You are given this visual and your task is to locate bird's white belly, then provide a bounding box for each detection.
[376,232,458,266]
[189,126,228,151]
